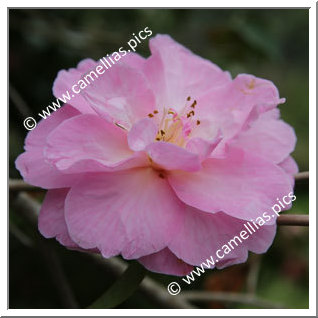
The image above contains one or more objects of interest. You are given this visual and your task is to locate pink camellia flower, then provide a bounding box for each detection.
[16,34,297,276]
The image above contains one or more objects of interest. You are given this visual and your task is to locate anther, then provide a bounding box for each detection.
[196,120,201,125]
[187,96,191,101]
[154,110,159,114]
[187,110,195,118]
[115,123,127,130]
[148,113,154,118]
[160,130,165,135]
[158,173,165,179]
[191,100,197,108]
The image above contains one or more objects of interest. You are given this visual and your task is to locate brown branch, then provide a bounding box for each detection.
[180,291,285,309]
[9,83,32,118]
[295,171,309,181]
[10,171,309,193]
[9,179,44,192]
[9,179,309,226]
[9,171,309,192]
[277,214,309,226]
[246,254,262,295]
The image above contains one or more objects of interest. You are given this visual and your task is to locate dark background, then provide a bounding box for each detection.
[9,9,309,309]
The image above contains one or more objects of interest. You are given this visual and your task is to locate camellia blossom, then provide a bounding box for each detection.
[16,34,297,276]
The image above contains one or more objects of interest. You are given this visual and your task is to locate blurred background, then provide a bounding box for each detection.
[9,9,309,309]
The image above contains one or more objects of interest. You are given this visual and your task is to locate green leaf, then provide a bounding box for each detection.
[88,261,147,309]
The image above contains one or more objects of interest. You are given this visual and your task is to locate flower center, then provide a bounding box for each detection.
[147,96,200,147]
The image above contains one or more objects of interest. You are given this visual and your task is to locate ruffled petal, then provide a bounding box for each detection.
[38,189,78,248]
[15,105,82,189]
[142,34,231,112]
[186,131,222,161]
[128,118,158,151]
[53,58,97,114]
[168,147,292,222]
[81,63,156,129]
[279,156,299,186]
[232,110,296,163]
[64,168,184,259]
[45,114,146,173]
[146,141,201,172]
[169,206,276,267]
[138,248,193,276]
[194,74,286,150]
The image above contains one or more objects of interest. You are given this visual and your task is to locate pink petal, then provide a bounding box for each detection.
[16,151,81,189]
[81,63,156,129]
[232,110,296,163]
[143,34,231,112]
[64,168,184,259]
[232,74,285,113]
[279,156,299,175]
[15,105,82,189]
[279,156,299,186]
[169,207,246,266]
[186,131,223,161]
[169,206,276,267]
[53,58,97,114]
[146,141,201,172]
[194,74,285,146]
[118,52,146,69]
[128,118,158,151]
[24,104,80,150]
[138,248,193,276]
[38,189,78,248]
[45,114,145,173]
[168,147,292,223]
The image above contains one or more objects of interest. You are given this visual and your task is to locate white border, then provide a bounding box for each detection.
[4,1,316,316]
[308,1,316,314]
[2,0,317,8]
